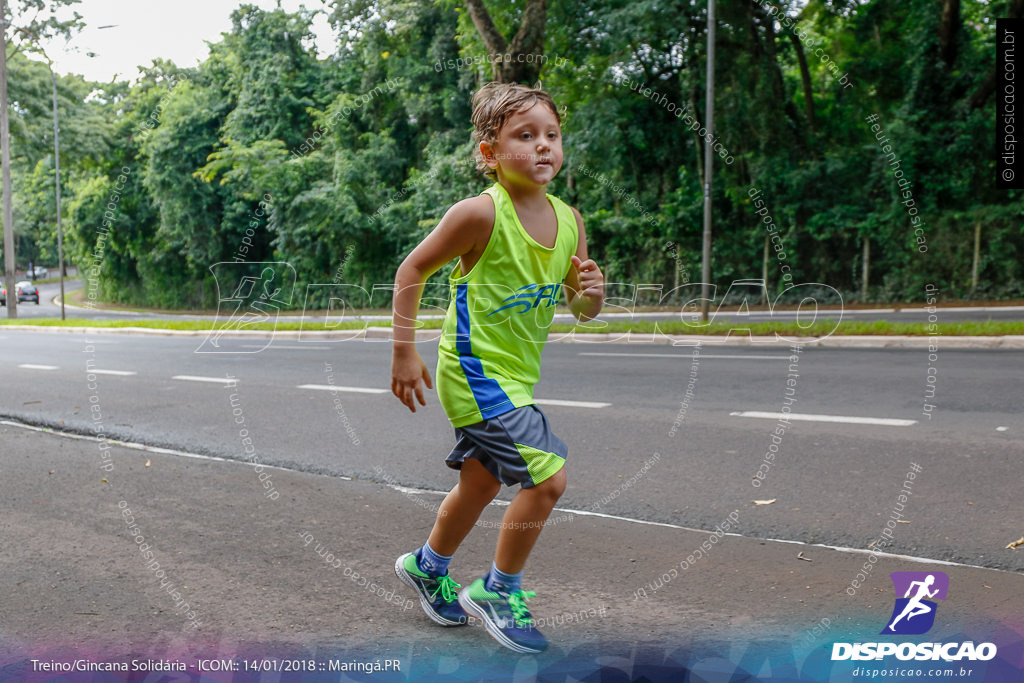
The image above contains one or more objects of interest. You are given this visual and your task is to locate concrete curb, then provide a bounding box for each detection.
[3,324,1023,349]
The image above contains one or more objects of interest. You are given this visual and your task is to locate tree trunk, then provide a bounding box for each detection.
[861,237,870,301]
[762,234,769,305]
[673,252,680,302]
[938,0,961,67]
[971,220,981,295]
[463,0,507,56]
[788,32,816,134]
[748,1,803,149]
[968,70,996,109]
[463,0,547,84]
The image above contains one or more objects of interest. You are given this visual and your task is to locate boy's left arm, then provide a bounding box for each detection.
[564,207,604,322]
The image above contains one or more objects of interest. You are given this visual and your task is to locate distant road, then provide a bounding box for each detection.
[3,278,1022,323]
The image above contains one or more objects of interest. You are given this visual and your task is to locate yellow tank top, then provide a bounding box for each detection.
[435,183,579,427]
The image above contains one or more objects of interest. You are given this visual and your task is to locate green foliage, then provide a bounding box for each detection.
[7,0,1021,310]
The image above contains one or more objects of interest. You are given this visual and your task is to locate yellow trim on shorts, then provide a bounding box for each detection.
[515,443,565,486]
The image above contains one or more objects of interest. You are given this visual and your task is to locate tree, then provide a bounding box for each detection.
[463,0,546,83]
[1,0,83,317]
[48,0,1024,311]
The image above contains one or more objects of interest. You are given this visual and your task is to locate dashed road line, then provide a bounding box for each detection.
[580,352,789,360]
[297,384,388,394]
[171,375,236,385]
[18,364,59,370]
[730,411,916,427]
[241,344,331,350]
[533,398,611,409]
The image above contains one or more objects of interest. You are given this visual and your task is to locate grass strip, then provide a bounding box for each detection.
[2,317,1022,336]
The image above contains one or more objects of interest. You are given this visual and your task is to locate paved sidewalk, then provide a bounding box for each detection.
[1,423,1021,681]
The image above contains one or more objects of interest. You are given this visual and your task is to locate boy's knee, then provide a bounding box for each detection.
[537,468,566,502]
[552,468,567,497]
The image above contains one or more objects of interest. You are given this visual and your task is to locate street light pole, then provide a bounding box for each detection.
[26,25,115,320]
[51,69,64,319]
[1,0,17,318]
[700,0,716,323]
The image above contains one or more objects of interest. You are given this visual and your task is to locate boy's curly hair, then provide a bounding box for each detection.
[471,82,562,181]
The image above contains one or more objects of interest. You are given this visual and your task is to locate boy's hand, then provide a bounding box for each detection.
[391,347,433,413]
[573,254,602,301]
[569,255,605,323]
[570,255,604,299]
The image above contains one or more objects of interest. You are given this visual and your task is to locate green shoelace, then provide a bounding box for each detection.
[508,590,537,625]
[429,574,461,603]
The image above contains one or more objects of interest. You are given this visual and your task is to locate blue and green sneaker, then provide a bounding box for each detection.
[394,552,468,626]
[458,578,548,653]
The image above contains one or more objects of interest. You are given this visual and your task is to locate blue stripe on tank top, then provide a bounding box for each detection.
[455,283,511,418]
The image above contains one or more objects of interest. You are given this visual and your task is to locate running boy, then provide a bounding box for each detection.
[390,82,604,653]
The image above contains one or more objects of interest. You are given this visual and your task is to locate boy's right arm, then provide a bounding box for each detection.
[391,195,493,413]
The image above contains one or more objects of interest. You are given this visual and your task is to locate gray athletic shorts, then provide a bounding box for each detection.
[445,404,567,488]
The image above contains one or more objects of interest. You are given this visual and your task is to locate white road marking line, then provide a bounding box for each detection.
[580,352,790,360]
[0,419,321,476]
[383,485,1009,573]
[18,364,58,370]
[533,398,611,409]
[88,369,138,376]
[171,375,236,385]
[996,426,1008,432]
[920,305,1024,313]
[730,411,917,427]
[5,417,1009,576]
[241,344,331,350]
[297,384,388,394]
[746,308,891,316]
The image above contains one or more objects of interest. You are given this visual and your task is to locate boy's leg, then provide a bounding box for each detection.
[458,466,566,654]
[395,457,500,627]
[493,466,567,574]
[428,457,502,556]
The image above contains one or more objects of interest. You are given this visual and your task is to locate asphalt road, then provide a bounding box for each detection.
[6,278,1024,323]
[1,330,1020,574]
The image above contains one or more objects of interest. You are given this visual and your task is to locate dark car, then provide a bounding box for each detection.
[0,281,40,305]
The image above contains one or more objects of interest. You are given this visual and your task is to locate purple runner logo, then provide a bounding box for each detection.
[881,571,949,635]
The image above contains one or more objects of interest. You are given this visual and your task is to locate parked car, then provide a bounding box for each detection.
[28,266,48,279]
[0,281,40,305]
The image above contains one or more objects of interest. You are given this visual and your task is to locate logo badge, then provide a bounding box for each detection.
[197,262,295,353]
[881,571,949,635]
[487,283,561,316]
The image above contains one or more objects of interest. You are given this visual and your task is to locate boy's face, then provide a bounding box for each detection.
[482,102,563,188]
